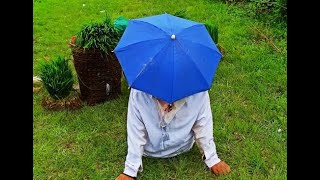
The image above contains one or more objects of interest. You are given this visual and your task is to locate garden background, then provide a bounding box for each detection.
[33,0,287,179]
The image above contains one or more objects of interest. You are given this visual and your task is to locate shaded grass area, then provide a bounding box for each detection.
[33,0,287,179]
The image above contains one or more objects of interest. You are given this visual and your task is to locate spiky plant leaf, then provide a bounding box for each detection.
[39,56,74,100]
[74,15,121,56]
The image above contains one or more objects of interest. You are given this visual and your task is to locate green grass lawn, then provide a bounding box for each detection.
[33,0,287,179]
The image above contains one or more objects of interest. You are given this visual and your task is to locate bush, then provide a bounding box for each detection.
[275,0,287,21]
[248,0,287,23]
[73,16,121,56]
[213,0,287,24]
[39,56,74,100]
[205,23,219,44]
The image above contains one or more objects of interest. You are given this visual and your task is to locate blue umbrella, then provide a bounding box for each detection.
[114,13,222,103]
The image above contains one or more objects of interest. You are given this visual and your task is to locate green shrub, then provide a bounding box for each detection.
[39,56,74,100]
[213,0,286,24]
[74,16,121,56]
[248,0,287,23]
[205,23,219,44]
[275,0,287,21]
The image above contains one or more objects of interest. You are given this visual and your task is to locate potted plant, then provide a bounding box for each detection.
[205,23,225,57]
[38,56,82,110]
[70,16,122,105]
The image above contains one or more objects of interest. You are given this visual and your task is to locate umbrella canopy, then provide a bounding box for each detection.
[114,13,222,103]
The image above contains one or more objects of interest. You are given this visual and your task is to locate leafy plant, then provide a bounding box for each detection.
[73,16,121,55]
[205,23,219,44]
[38,56,74,100]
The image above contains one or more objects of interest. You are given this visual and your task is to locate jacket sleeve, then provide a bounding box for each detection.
[192,91,221,168]
[123,90,147,177]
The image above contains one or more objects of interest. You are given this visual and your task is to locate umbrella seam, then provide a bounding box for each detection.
[167,14,174,102]
[171,39,175,102]
[131,41,171,88]
[175,39,212,88]
[166,13,173,35]
[115,38,166,52]
[176,24,203,35]
[134,20,170,36]
[178,38,221,54]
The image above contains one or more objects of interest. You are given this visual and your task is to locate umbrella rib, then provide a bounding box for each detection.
[115,38,167,52]
[135,20,170,36]
[175,40,212,88]
[178,38,220,53]
[171,37,174,102]
[131,41,170,87]
[176,24,203,35]
[166,14,173,35]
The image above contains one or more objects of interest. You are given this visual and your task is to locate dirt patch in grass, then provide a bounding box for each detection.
[41,93,83,111]
[63,142,76,150]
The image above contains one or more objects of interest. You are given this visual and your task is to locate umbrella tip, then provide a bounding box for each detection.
[171,34,176,40]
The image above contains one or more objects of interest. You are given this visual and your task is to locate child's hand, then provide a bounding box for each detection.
[211,161,231,175]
